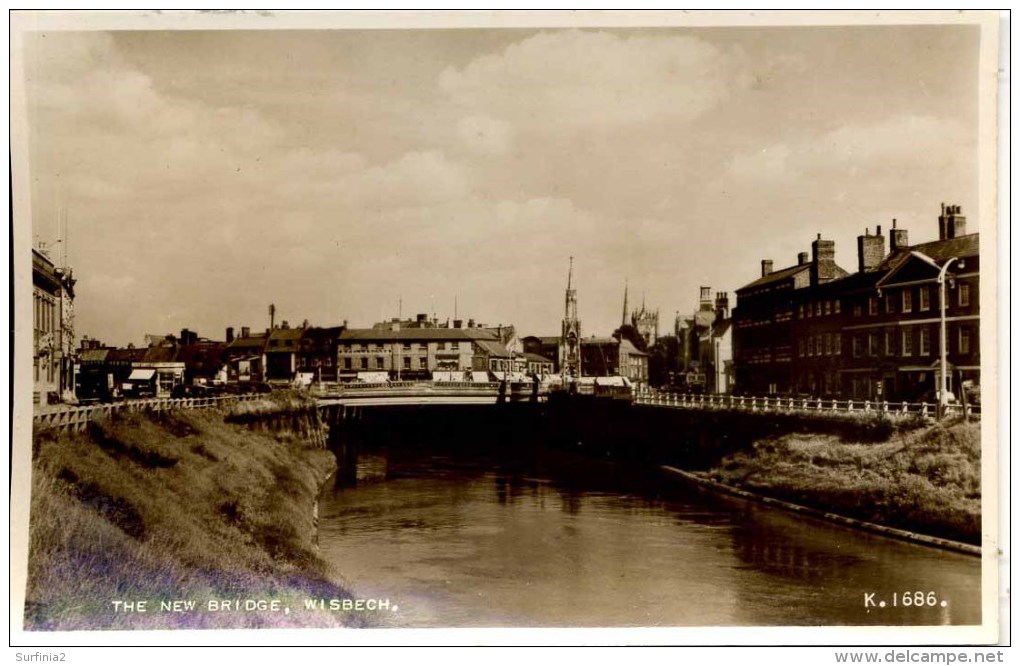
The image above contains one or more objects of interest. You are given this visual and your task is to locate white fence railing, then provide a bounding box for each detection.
[632,388,979,419]
[33,394,265,433]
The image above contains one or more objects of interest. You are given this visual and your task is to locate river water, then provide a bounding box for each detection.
[317,445,981,628]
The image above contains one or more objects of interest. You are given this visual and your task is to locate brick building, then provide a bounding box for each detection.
[733,203,980,402]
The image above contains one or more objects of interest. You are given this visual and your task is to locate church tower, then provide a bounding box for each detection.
[560,257,582,378]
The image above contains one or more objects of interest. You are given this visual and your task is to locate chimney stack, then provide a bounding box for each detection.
[226,327,234,343]
[857,225,886,273]
[453,319,463,329]
[798,251,810,265]
[241,326,250,339]
[889,218,909,252]
[938,203,966,240]
[761,259,774,278]
[715,292,730,322]
[811,234,837,286]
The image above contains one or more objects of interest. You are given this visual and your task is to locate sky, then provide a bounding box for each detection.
[18,18,983,347]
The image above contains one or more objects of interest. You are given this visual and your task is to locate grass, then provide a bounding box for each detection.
[24,399,371,630]
[705,417,982,545]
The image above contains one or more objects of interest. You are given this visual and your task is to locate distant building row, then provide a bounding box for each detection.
[75,315,559,400]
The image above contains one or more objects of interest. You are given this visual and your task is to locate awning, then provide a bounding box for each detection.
[128,368,156,381]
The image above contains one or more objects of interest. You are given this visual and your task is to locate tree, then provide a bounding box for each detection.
[647,336,679,387]
[612,324,647,352]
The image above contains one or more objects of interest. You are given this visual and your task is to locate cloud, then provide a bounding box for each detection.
[439,29,748,133]
[726,115,972,183]
[457,115,513,155]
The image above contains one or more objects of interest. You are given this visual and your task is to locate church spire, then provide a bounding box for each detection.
[622,280,629,326]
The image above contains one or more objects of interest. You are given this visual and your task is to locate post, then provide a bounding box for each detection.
[937,257,959,420]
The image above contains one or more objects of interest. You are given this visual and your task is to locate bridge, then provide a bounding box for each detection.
[311,380,535,408]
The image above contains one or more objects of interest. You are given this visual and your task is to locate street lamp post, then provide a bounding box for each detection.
[936,257,959,420]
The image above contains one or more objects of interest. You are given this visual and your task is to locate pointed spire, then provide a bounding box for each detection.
[622,280,629,326]
[567,256,574,291]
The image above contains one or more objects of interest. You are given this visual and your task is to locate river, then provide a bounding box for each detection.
[317,443,981,628]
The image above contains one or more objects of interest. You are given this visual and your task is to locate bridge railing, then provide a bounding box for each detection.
[632,388,980,419]
[33,394,265,433]
[311,381,502,398]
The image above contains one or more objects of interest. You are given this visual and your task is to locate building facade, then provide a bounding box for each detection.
[337,327,510,380]
[33,248,76,406]
[734,204,980,402]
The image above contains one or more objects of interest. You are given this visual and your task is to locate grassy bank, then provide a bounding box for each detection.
[25,395,369,630]
[704,418,981,545]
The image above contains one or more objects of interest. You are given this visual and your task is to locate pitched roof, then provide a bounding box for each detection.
[340,328,498,342]
[474,339,511,357]
[228,334,268,351]
[78,348,110,363]
[888,233,979,266]
[268,327,306,342]
[619,338,648,356]
[523,352,554,364]
[737,263,810,292]
[142,346,178,363]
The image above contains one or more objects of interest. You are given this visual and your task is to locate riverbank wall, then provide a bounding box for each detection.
[24,393,368,630]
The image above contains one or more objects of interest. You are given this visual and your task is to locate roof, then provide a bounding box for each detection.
[737,264,809,292]
[523,352,554,364]
[78,349,110,363]
[582,337,619,345]
[711,320,732,338]
[340,328,498,342]
[268,327,306,342]
[522,335,560,346]
[143,346,178,363]
[228,334,268,351]
[107,348,147,363]
[618,338,648,356]
[474,339,511,357]
[883,233,980,267]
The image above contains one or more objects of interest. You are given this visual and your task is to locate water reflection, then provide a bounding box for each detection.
[317,447,981,628]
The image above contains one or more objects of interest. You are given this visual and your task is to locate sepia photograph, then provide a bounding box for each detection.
[9,9,1004,649]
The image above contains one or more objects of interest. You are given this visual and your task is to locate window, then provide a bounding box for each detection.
[884,330,895,356]
[919,328,930,356]
[403,342,412,350]
[919,286,930,311]
[798,339,805,356]
[824,301,832,315]
[901,329,913,356]
[824,333,832,355]
[868,333,879,356]
[359,358,368,370]
[806,304,812,318]
[835,300,841,314]
[437,342,446,350]
[884,294,896,314]
[902,290,912,313]
[853,304,862,318]
[403,357,411,369]
[958,283,971,307]
[798,305,804,318]
[959,328,971,354]
[852,336,862,358]
[452,342,459,350]
[868,297,878,316]
[418,357,426,369]
[376,357,385,369]
[343,358,352,370]
[815,302,822,316]
[834,333,842,356]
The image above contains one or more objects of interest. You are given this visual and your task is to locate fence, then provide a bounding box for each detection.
[33,394,265,434]
[632,388,979,419]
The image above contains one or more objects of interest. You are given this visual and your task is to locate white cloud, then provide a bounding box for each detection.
[439,29,748,133]
[457,115,513,155]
